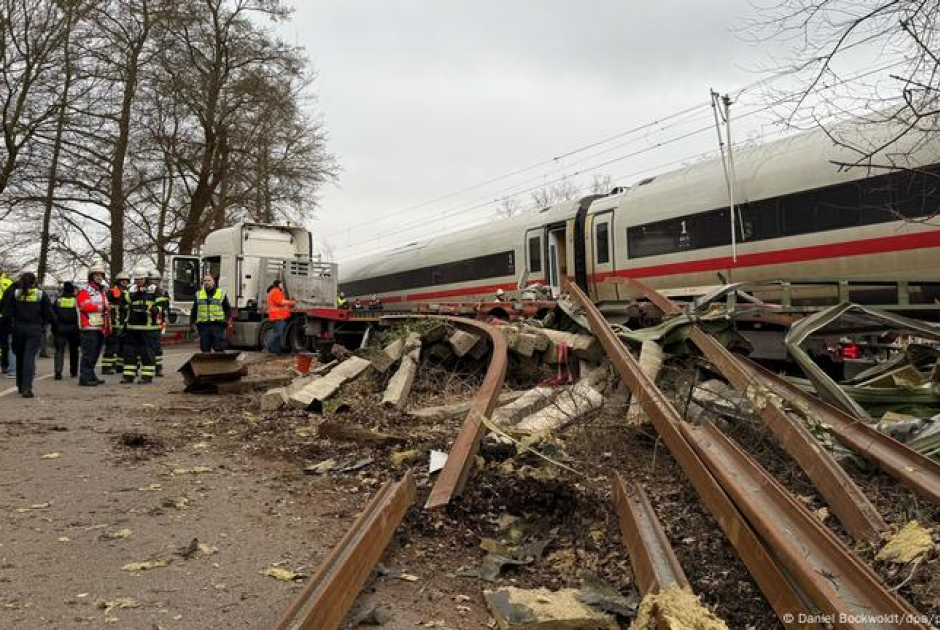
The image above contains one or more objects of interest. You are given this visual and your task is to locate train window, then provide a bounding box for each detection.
[528,236,542,273]
[692,209,731,249]
[740,199,780,241]
[595,222,610,264]
[628,220,682,258]
[622,162,940,260]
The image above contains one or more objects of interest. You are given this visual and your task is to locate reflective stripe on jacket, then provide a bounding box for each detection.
[126,286,161,331]
[54,296,79,330]
[196,288,226,323]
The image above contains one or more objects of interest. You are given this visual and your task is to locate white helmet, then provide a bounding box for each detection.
[88,263,106,277]
[132,266,148,279]
[115,271,131,282]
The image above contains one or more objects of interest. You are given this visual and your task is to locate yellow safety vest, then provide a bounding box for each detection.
[196,288,226,323]
[0,274,12,303]
[14,288,42,302]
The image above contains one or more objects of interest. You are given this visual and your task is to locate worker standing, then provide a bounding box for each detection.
[0,263,13,377]
[149,269,169,376]
[52,281,81,380]
[102,271,130,375]
[0,272,54,398]
[122,268,159,384]
[265,280,295,354]
[190,274,231,352]
[76,264,110,387]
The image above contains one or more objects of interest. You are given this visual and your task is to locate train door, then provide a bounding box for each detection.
[547,225,567,297]
[588,210,615,300]
[524,229,545,287]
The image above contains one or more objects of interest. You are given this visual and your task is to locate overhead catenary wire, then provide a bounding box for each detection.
[332,56,911,258]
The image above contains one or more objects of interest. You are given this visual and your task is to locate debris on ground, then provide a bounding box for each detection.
[630,586,728,630]
[484,586,619,630]
[876,521,936,565]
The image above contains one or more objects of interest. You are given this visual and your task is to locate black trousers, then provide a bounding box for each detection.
[198,323,228,352]
[12,328,41,393]
[0,318,10,372]
[79,330,104,383]
[103,331,124,372]
[54,330,80,377]
[123,330,157,381]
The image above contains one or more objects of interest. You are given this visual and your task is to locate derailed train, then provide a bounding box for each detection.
[339,121,940,308]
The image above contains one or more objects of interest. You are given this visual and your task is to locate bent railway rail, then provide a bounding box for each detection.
[271,472,416,630]
[272,315,506,628]
[423,316,508,509]
[566,282,812,626]
[567,282,929,629]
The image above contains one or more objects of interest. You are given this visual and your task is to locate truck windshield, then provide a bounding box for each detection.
[172,258,199,303]
[203,256,221,282]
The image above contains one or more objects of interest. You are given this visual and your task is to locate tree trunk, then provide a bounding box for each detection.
[38,5,77,283]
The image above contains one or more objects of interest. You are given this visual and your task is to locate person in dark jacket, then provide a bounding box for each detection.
[52,281,80,380]
[0,272,54,397]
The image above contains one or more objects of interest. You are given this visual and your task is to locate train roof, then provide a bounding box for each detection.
[593,119,940,225]
[340,117,940,282]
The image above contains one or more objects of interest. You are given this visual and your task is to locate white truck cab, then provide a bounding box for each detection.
[169,223,337,348]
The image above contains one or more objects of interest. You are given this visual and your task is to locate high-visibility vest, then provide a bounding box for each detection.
[14,288,42,302]
[0,273,12,303]
[54,296,79,328]
[196,288,226,323]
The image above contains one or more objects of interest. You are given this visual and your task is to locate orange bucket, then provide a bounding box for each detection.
[296,352,316,374]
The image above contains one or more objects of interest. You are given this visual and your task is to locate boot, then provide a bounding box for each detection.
[121,376,135,385]
[140,377,153,385]
[22,391,34,398]
[54,373,62,380]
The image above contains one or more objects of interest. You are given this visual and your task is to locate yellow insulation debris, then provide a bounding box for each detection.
[630,586,728,630]
[877,521,935,564]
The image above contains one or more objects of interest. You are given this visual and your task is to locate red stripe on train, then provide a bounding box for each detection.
[378,229,940,302]
[598,229,940,281]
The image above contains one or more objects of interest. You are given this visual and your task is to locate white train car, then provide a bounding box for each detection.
[340,120,940,308]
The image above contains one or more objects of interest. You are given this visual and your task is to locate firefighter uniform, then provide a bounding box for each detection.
[122,282,161,384]
[103,276,130,374]
[52,285,81,379]
[153,286,169,376]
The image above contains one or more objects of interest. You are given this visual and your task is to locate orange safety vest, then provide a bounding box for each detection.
[267,286,291,321]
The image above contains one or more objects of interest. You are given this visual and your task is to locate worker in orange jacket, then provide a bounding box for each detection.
[265,280,295,354]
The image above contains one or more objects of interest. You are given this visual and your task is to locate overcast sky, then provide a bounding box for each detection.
[272,1,865,261]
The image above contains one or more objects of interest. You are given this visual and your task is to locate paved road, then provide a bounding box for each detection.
[0,346,349,629]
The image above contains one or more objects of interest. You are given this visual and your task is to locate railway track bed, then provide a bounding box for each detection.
[15,310,939,628]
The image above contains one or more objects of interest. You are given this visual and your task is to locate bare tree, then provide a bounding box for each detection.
[746,0,940,165]
[531,176,581,209]
[588,173,613,195]
[495,196,522,220]
[0,0,70,201]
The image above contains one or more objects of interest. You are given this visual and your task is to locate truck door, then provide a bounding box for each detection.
[169,256,200,307]
[588,210,615,300]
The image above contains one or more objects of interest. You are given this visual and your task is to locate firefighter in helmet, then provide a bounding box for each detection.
[102,271,130,375]
[122,267,159,384]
